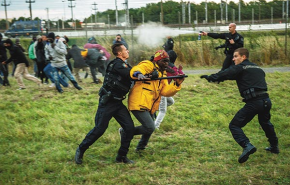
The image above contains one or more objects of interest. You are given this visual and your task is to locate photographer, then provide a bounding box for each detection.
[200,23,244,71]
[112,34,128,49]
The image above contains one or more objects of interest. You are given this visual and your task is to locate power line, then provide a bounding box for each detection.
[1,0,10,29]
[25,0,35,20]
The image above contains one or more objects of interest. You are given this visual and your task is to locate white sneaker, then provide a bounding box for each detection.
[49,83,55,88]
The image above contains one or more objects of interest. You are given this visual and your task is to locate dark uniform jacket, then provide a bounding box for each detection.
[102,57,132,99]
[208,32,244,55]
[207,59,268,99]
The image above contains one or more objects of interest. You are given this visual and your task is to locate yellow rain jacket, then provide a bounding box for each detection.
[128,60,181,114]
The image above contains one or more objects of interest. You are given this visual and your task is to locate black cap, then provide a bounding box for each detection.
[47,32,55,40]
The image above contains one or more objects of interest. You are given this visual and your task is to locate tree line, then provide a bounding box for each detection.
[1,0,289,30]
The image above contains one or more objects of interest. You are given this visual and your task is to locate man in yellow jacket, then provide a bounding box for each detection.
[125,50,185,152]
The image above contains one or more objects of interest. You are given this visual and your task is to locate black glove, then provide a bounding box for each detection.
[200,75,213,82]
[51,43,56,48]
[151,69,159,80]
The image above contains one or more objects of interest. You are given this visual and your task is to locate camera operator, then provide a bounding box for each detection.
[112,34,128,49]
[200,23,244,71]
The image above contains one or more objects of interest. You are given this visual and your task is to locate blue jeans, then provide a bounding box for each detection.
[51,65,79,92]
[44,63,68,87]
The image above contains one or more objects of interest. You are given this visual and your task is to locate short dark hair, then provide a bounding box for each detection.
[116,34,121,37]
[234,48,249,58]
[111,43,124,56]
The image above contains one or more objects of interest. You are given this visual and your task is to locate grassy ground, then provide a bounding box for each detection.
[0,71,289,185]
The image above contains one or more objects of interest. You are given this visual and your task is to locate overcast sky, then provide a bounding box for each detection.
[0,0,270,21]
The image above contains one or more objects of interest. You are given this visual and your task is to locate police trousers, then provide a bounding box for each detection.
[229,97,278,147]
[79,99,135,156]
[221,54,234,71]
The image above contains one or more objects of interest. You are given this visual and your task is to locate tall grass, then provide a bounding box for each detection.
[14,30,290,68]
[1,71,290,184]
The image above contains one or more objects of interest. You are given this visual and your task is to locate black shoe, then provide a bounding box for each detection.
[265,146,280,154]
[84,72,88,79]
[115,155,134,164]
[238,143,257,163]
[75,85,83,90]
[75,147,84,164]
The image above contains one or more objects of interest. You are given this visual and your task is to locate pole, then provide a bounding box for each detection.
[226,0,228,23]
[214,10,217,27]
[239,0,241,23]
[161,0,164,24]
[46,8,49,30]
[182,2,186,24]
[232,9,235,23]
[25,0,35,20]
[62,0,66,29]
[285,0,289,56]
[271,7,273,24]
[205,0,208,24]
[142,12,144,24]
[131,15,134,60]
[196,11,198,26]
[68,0,75,29]
[188,2,191,24]
[1,0,10,30]
[92,2,98,26]
[252,8,254,25]
[115,0,119,26]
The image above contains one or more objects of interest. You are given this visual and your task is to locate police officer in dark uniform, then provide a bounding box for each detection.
[0,33,10,86]
[201,23,244,71]
[75,43,135,164]
[201,48,279,163]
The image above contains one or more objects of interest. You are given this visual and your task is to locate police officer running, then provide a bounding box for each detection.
[75,43,135,164]
[200,48,279,163]
[200,23,244,71]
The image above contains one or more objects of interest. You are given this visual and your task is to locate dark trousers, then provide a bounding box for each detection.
[0,63,9,85]
[36,61,48,83]
[229,97,278,147]
[79,99,135,156]
[221,54,234,71]
[131,111,156,150]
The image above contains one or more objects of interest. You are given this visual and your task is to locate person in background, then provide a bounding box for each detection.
[200,23,244,71]
[113,34,129,50]
[200,48,279,163]
[75,43,135,164]
[44,32,82,93]
[162,36,174,52]
[81,48,104,84]
[84,36,111,77]
[127,50,185,152]
[0,33,10,86]
[34,35,49,84]
[154,50,184,129]
[2,39,41,90]
[67,44,91,83]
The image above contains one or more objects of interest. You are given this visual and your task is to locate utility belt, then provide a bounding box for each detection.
[99,87,126,105]
[242,88,268,101]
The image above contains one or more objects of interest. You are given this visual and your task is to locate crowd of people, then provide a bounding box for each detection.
[0,25,280,165]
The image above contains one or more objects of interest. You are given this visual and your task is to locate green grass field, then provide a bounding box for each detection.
[0,71,289,185]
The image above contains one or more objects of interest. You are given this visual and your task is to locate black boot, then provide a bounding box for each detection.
[115,154,134,164]
[75,147,85,164]
[265,146,279,154]
[238,143,257,163]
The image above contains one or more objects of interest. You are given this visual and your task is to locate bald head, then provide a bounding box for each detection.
[229,23,237,34]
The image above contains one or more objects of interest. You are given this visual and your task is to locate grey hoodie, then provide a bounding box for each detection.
[45,40,67,68]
